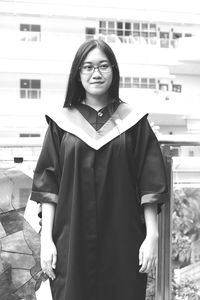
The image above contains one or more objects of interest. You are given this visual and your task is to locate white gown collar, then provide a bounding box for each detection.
[46,102,148,150]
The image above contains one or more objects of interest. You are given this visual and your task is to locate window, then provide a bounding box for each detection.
[133,23,140,30]
[189,150,194,157]
[20,79,41,99]
[133,22,157,44]
[108,22,115,34]
[171,32,182,47]
[159,83,168,91]
[124,77,131,88]
[149,78,156,89]
[19,133,41,137]
[99,20,157,44]
[125,22,131,36]
[171,147,179,156]
[98,21,192,48]
[142,23,148,30]
[160,32,170,48]
[150,24,156,31]
[141,78,148,88]
[172,84,182,93]
[185,33,192,37]
[173,33,182,39]
[133,77,139,88]
[20,24,41,41]
[119,77,124,88]
[120,77,157,89]
[117,22,123,41]
[99,21,106,34]
[141,32,148,43]
[85,27,96,40]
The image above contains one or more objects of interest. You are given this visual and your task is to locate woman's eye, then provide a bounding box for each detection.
[83,65,93,71]
[100,63,109,70]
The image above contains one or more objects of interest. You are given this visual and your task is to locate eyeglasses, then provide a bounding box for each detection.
[80,63,113,75]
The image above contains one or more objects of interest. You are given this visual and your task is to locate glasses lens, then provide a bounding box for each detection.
[99,63,112,73]
[80,63,112,74]
[81,65,94,74]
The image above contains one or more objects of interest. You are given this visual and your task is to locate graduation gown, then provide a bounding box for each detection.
[30,101,168,300]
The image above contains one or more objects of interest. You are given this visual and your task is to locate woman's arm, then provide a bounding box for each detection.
[139,203,158,273]
[40,202,57,280]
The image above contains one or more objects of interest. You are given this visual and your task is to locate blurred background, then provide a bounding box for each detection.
[0,0,200,144]
[0,1,200,300]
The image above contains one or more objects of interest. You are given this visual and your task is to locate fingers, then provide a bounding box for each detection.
[139,255,157,273]
[42,263,56,280]
[41,258,56,280]
[139,247,157,273]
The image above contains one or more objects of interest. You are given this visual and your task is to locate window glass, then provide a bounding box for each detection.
[160,32,169,48]
[20,23,41,41]
[120,77,157,89]
[19,133,41,137]
[133,77,139,88]
[159,83,168,91]
[150,23,156,31]
[20,79,41,99]
[133,23,140,30]
[124,77,131,88]
[125,22,131,30]
[31,24,41,32]
[31,80,40,89]
[98,20,159,45]
[185,33,192,37]
[149,78,156,89]
[20,24,30,31]
[142,23,148,30]
[117,22,123,29]
[172,84,182,93]
[141,78,148,88]
[20,79,30,89]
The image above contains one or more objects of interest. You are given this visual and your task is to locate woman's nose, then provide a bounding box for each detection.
[92,69,102,78]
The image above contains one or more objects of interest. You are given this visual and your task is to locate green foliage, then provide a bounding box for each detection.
[172,188,200,299]
[172,277,200,299]
[146,268,156,299]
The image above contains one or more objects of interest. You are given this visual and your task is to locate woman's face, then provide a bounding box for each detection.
[79,47,113,99]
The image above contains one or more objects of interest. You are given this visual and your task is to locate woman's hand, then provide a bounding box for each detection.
[41,238,57,280]
[40,203,56,280]
[139,203,158,273]
[139,234,158,273]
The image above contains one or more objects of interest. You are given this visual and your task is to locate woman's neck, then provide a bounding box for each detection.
[83,94,112,111]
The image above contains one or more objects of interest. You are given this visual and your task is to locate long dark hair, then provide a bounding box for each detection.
[63,39,120,107]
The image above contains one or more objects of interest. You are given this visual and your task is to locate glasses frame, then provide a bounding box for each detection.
[79,63,114,75]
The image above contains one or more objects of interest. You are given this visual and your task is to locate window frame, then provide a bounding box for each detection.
[20,23,41,42]
[20,79,41,99]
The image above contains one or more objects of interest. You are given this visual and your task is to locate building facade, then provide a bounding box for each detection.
[0,0,200,140]
[1,2,200,299]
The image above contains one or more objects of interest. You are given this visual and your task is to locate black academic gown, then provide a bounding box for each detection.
[30,101,168,300]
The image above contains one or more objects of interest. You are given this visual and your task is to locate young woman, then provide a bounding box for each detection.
[31,39,168,300]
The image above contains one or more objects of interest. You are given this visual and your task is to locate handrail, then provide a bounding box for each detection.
[0,137,43,147]
[158,134,200,146]
[0,135,200,147]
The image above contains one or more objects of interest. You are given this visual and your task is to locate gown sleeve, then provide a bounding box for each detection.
[133,115,168,208]
[30,119,63,205]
